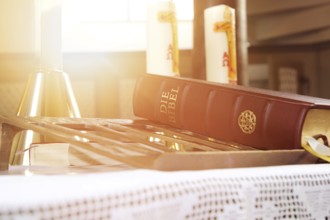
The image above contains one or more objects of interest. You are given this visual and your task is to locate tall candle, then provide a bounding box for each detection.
[40,0,63,71]
[204,5,237,84]
[147,1,179,76]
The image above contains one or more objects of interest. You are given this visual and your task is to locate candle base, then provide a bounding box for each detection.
[10,70,80,166]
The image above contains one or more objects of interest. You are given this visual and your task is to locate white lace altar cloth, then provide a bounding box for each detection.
[1,164,330,220]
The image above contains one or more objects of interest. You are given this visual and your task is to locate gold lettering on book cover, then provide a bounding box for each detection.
[160,87,180,123]
[238,110,256,134]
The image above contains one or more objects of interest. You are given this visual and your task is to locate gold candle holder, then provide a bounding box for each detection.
[10,0,80,165]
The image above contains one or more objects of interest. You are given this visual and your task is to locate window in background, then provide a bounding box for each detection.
[62,0,194,52]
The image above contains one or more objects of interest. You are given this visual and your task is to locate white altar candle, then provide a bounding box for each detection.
[204,5,237,84]
[40,0,63,71]
[147,1,179,76]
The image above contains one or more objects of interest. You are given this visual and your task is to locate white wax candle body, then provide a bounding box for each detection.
[204,5,236,84]
[40,0,63,71]
[147,1,178,76]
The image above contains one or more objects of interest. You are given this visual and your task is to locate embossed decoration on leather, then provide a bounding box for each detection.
[238,110,256,134]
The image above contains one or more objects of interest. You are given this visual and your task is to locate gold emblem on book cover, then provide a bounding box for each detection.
[238,110,256,134]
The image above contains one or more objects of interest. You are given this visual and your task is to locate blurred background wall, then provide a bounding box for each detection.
[1,0,330,118]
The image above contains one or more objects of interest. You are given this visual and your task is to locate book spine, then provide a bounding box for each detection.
[133,74,312,150]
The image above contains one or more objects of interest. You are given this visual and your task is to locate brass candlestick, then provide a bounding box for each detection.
[10,0,80,165]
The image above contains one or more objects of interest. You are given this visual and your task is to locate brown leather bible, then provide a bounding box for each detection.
[133,74,330,150]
